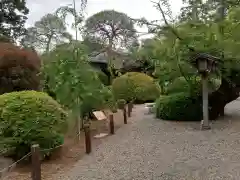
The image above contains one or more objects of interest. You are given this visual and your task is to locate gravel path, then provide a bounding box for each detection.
[56,101,240,180]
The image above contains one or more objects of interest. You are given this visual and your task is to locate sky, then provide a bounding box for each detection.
[25,0,183,39]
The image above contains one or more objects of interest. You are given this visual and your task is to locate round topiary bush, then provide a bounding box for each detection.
[155,92,202,121]
[0,91,68,160]
[112,72,160,103]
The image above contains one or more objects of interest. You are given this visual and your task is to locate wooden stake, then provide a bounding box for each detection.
[123,107,127,124]
[127,103,133,117]
[109,114,115,134]
[31,144,41,180]
[84,124,92,154]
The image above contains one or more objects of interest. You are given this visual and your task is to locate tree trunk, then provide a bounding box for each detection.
[45,34,53,53]
[208,76,240,120]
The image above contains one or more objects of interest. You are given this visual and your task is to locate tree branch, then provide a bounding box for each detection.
[151,0,195,52]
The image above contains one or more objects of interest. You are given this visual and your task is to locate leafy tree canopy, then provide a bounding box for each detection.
[0,0,29,40]
[84,10,137,49]
[21,13,71,53]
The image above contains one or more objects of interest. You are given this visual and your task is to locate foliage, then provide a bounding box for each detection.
[96,70,109,85]
[134,1,240,100]
[112,72,161,103]
[155,92,202,121]
[82,36,106,54]
[165,77,196,95]
[165,76,221,95]
[112,75,135,102]
[0,35,12,43]
[0,91,68,160]
[21,14,71,53]
[0,0,29,40]
[43,43,112,118]
[84,10,137,49]
[117,99,126,109]
[0,42,41,94]
[56,0,87,34]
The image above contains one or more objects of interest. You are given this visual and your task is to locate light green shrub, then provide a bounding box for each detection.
[112,72,161,103]
[0,91,68,160]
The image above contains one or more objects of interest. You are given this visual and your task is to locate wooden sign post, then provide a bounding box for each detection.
[92,110,108,138]
[93,111,107,121]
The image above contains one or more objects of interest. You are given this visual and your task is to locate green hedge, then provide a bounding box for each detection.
[0,91,68,160]
[155,92,202,121]
[112,72,161,103]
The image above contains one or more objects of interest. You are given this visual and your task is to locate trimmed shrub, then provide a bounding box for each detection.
[0,43,41,94]
[0,91,68,160]
[112,75,135,102]
[155,92,202,121]
[112,72,160,103]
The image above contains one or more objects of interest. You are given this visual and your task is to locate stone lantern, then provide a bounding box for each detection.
[192,53,219,130]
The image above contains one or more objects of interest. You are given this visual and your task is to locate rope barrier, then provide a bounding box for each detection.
[39,144,64,152]
[0,144,64,178]
[0,152,31,177]
[0,103,131,178]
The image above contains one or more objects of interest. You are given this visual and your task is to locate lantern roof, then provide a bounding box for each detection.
[191,52,220,68]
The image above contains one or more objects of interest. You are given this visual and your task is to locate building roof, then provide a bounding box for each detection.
[88,50,136,69]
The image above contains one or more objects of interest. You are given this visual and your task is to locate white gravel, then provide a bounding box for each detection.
[55,102,240,180]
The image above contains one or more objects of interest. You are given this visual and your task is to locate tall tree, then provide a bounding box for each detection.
[84,10,137,51]
[180,0,209,22]
[0,0,29,40]
[56,0,88,41]
[84,10,137,78]
[21,14,71,53]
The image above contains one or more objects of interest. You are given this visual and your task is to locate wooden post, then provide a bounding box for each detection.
[109,114,115,134]
[123,107,127,124]
[84,124,92,154]
[127,102,133,117]
[31,144,41,180]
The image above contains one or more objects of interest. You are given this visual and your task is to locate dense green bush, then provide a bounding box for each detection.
[112,72,161,103]
[155,92,202,121]
[112,75,135,102]
[166,76,221,95]
[0,91,68,160]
